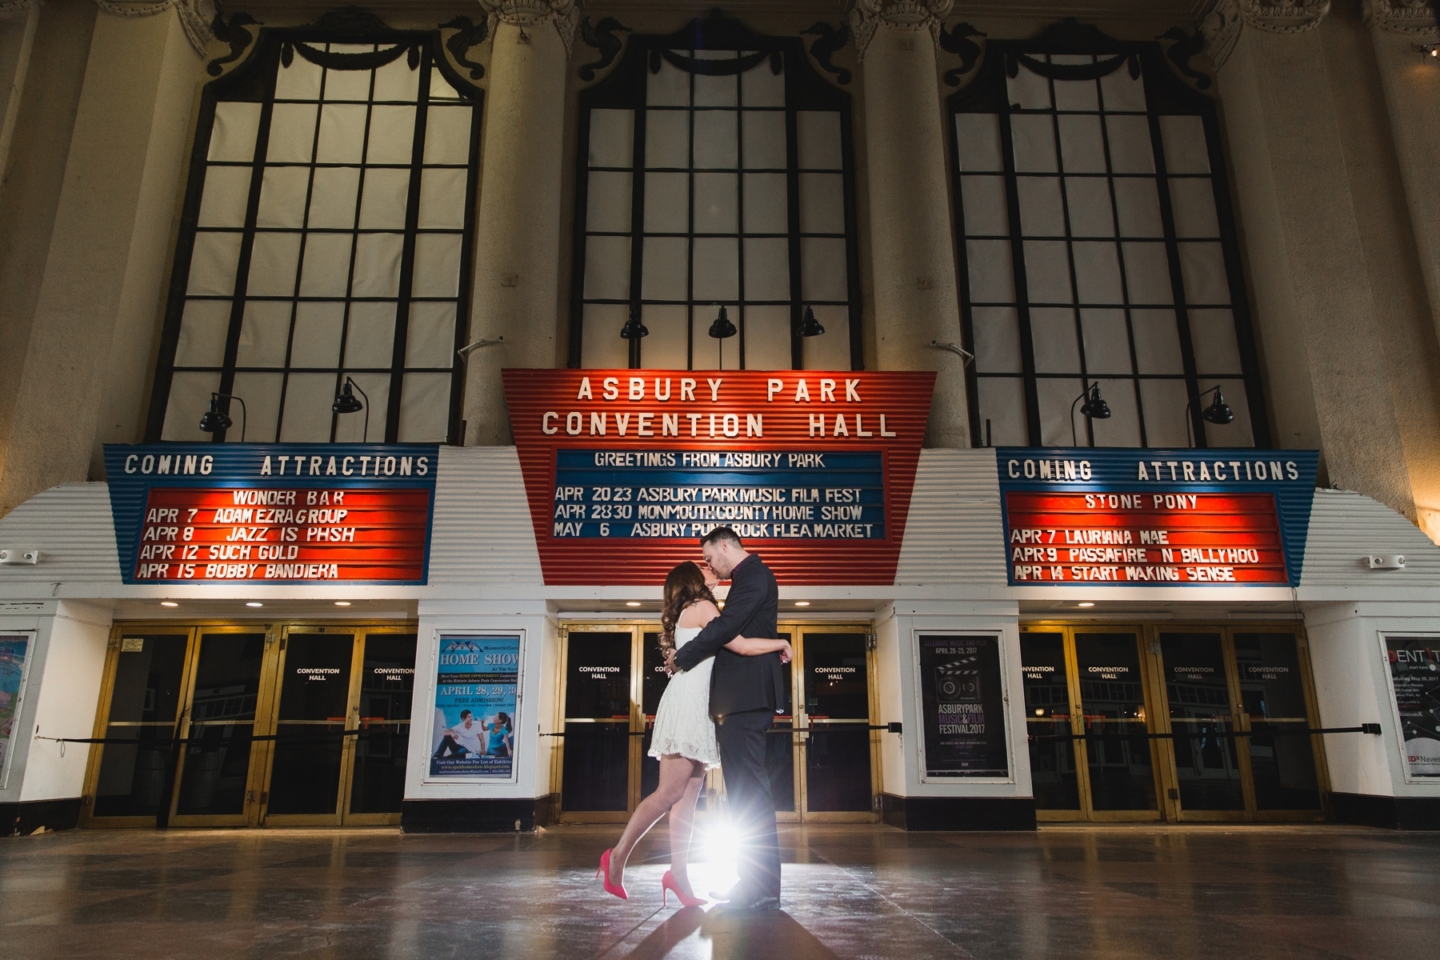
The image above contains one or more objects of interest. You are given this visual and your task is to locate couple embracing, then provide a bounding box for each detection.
[597,526,788,913]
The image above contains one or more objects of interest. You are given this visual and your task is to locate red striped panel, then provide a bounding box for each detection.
[1005,490,1288,585]
[504,369,935,586]
[132,487,430,582]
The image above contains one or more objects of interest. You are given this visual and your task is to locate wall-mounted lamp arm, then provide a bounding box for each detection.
[930,340,974,365]
[457,336,506,359]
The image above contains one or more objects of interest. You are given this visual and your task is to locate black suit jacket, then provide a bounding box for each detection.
[672,553,786,719]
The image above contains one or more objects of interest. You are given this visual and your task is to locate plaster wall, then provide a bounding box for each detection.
[1304,601,1440,800]
[1215,24,1416,524]
[0,2,96,497]
[403,602,556,801]
[0,601,111,805]
[875,601,1030,799]
[462,21,569,446]
[0,9,201,516]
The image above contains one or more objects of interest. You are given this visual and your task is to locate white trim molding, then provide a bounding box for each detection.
[848,0,954,60]
[1363,0,1439,37]
[92,0,214,57]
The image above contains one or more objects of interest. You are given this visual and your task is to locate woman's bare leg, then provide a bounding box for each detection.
[667,770,707,897]
[609,755,695,886]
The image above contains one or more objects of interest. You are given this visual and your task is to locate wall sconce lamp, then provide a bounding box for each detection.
[930,340,975,365]
[1070,383,1111,446]
[199,392,246,442]
[1419,42,1440,62]
[708,303,737,370]
[620,306,649,340]
[1184,385,1234,447]
[333,376,369,442]
[457,335,504,359]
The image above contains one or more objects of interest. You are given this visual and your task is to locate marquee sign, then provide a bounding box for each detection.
[997,448,1319,587]
[103,444,438,585]
[502,369,935,585]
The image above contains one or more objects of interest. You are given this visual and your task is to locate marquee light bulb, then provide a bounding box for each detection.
[334,601,351,607]
[625,601,642,607]
[1077,601,1095,607]
[245,601,263,608]
[160,601,178,608]
[794,601,811,607]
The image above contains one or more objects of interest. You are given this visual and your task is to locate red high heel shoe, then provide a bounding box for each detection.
[661,870,707,908]
[596,849,628,901]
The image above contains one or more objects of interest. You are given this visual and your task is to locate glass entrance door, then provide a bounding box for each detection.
[1155,628,1323,821]
[1020,625,1161,821]
[558,628,637,822]
[793,628,877,821]
[83,623,417,828]
[1021,622,1324,823]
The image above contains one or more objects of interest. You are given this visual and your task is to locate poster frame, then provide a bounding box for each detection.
[911,629,1015,785]
[0,631,36,791]
[421,628,526,786]
[1377,630,1440,785]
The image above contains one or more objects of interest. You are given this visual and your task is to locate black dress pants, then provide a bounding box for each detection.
[715,708,781,898]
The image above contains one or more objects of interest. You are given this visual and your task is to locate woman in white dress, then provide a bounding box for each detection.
[598,560,792,906]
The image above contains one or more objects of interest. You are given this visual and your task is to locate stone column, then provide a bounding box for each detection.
[0,0,42,180]
[0,2,208,515]
[852,0,969,448]
[1202,0,1440,540]
[462,1,575,446]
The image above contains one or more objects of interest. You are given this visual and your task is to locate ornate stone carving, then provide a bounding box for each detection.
[93,1,214,56]
[0,1,41,24]
[1363,0,1439,36]
[477,0,579,54]
[1198,0,1330,70]
[848,0,954,60]
[1241,0,1330,35]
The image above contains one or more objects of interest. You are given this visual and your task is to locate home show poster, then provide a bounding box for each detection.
[1386,636,1440,778]
[917,634,1009,778]
[429,634,520,780]
[0,634,33,787]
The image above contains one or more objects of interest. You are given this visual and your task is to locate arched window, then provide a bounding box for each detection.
[571,13,860,371]
[147,14,481,443]
[950,23,1268,448]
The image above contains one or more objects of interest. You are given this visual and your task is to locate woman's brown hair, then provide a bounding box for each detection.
[659,561,716,653]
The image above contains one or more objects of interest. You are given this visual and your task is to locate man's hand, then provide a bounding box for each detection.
[663,647,679,675]
[779,640,793,664]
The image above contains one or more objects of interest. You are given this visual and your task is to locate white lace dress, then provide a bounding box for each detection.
[648,626,721,768]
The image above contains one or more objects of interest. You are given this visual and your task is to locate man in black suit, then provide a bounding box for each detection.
[668,526,785,912]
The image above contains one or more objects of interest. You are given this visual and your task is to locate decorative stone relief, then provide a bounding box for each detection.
[1362,0,1439,36]
[848,0,954,60]
[93,0,214,56]
[1199,0,1330,70]
[477,0,580,54]
[0,0,40,23]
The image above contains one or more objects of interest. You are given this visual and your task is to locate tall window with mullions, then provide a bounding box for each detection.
[147,21,481,444]
[950,25,1268,449]
[571,13,860,371]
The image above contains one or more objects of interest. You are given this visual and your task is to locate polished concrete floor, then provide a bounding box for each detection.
[2,822,1437,959]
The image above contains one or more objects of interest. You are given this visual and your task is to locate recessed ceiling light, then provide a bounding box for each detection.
[794,601,811,607]
[245,601,263,608]
[334,601,351,607]
[625,601,642,607]
[160,601,178,608]
[1077,602,1095,608]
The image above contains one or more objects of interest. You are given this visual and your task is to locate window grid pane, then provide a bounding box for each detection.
[954,48,1260,449]
[158,39,478,444]
[575,36,857,371]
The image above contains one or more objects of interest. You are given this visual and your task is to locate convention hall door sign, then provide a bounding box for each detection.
[103,444,438,585]
[502,369,935,585]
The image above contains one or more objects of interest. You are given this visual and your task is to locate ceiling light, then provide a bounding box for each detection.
[160,601,178,608]
[1077,601,1095,608]
[334,601,351,607]
[245,601,263,608]
[794,601,811,607]
[625,601,642,607]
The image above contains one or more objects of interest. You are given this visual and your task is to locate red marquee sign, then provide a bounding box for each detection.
[503,369,935,585]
